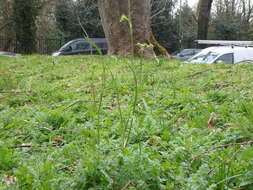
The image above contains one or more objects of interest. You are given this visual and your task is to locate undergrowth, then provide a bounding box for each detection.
[0,55,253,189]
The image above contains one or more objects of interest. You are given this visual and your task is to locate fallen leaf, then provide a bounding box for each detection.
[3,175,17,185]
[208,113,217,130]
[148,136,162,146]
[53,136,64,147]
[105,103,116,110]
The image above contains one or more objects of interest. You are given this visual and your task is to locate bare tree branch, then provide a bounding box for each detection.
[151,0,171,19]
[192,141,253,162]
[0,21,12,32]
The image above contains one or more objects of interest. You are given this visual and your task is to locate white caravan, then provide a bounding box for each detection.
[188,46,253,64]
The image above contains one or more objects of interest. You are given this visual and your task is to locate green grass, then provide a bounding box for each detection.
[0,55,253,189]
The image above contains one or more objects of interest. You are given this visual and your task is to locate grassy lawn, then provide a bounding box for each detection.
[0,55,253,189]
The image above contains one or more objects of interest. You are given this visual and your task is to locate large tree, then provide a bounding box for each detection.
[197,0,213,40]
[98,0,167,58]
[0,0,15,51]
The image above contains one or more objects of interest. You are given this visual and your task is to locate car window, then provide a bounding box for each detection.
[172,50,180,56]
[86,42,106,51]
[73,42,89,51]
[190,51,219,63]
[96,42,107,49]
[91,42,100,50]
[59,41,73,51]
[180,50,194,56]
[59,39,107,53]
[216,53,234,64]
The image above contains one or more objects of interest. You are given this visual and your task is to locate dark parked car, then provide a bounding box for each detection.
[52,38,108,56]
[172,49,201,61]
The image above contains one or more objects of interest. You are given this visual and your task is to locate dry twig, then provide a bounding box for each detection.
[64,99,113,111]
[0,90,35,94]
[2,143,59,149]
[192,141,253,162]
[208,146,243,175]
[121,180,132,190]
[187,69,211,78]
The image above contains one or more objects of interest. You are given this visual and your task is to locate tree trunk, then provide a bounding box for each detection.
[1,0,15,51]
[98,0,130,56]
[197,0,213,40]
[98,0,161,58]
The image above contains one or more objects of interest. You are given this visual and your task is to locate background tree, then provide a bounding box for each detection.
[55,0,104,40]
[36,0,57,39]
[98,0,161,58]
[12,0,37,54]
[75,0,104,38]
[209,0,253,40]
[197,0,213,40]
[151,0,179,52]
[55,0,76,39]
[0,0,15,51]
[0,0,12,33]
[152,0,198,52]
[176,2,198,49]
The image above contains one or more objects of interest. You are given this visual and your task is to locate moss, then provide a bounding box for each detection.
[149,33,170,58]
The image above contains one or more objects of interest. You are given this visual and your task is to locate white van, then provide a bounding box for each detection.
[188,46,253,64]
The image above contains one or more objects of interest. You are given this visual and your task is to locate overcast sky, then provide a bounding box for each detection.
[187,0,198,8]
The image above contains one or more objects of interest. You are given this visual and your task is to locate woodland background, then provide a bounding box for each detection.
[0,0,252,54]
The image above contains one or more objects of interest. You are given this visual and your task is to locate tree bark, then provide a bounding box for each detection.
[1,0,15,51]
[98,0,160,58]
[197,0,213,40]
[98,0,130,56]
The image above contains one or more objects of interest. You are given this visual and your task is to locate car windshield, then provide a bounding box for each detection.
[59,41,73,51]
[172,50,180,56]
[180,49,193,55]
[190,51,219,63]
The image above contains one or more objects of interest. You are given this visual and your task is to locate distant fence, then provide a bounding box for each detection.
[0,37,71,54]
